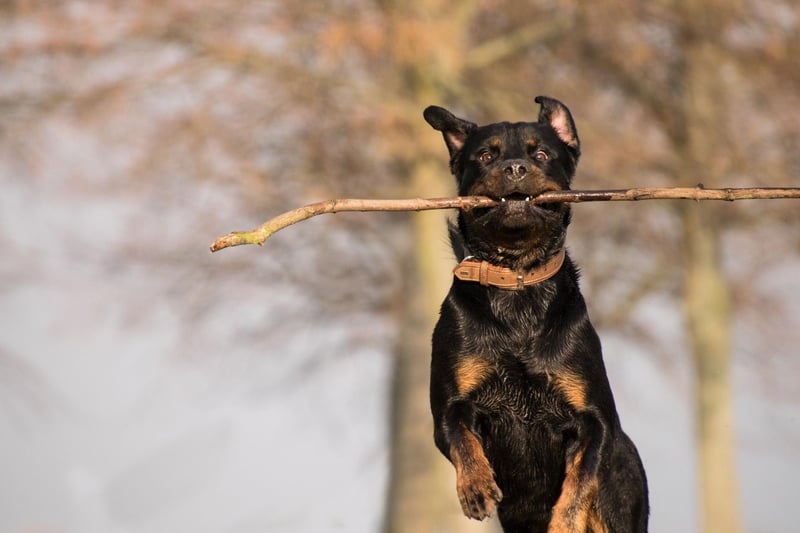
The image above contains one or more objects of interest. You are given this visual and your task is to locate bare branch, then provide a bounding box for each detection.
[465,14,575,70]
[210,186,800,252]
[209,196,496,252]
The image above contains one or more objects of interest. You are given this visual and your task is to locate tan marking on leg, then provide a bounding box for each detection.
[454,355,493,396]
[450,426,503,520]
[587,507,610,533]
[547,447,599,533]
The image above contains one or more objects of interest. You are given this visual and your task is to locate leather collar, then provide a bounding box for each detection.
[453,248,566,290]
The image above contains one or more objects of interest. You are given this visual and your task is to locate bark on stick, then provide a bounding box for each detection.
[209,186,800,252]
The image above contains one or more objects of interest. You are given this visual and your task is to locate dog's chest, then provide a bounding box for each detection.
[471,289,558,360]
[462,350,574,426]
[448,282,582,419]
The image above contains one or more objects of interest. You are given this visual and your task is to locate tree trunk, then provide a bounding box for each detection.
[385,161,500,532]
[679,8,742,529]
[383,161,453,532]
[683,205,740,533]
[379,2,500,529]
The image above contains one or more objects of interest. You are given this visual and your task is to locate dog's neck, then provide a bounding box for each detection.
[453,248,565,290]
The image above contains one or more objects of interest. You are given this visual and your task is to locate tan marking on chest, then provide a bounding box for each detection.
[550,371,588,412]
[455,356,494,396]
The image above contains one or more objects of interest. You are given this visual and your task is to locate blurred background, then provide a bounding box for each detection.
[1,1,799,532]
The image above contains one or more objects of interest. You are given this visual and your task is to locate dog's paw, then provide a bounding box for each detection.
[456,465,503,520]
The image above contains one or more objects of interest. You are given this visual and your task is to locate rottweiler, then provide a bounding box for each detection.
[424,96,649,533]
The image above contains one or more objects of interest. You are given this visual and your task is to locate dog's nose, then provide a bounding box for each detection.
[503,160,529,182]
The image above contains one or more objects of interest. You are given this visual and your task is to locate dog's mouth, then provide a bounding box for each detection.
[472,189,563,228]
[496,193,560,213]
[499,193,532,203]
[468,192,562,230]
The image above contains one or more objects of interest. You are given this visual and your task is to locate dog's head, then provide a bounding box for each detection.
[424,96,580,270]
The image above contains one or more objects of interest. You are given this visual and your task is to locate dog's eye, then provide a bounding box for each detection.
[534,150,549,162]
[478,150,494,163]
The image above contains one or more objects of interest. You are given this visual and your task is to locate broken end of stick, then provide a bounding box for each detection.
[209,230,270,253]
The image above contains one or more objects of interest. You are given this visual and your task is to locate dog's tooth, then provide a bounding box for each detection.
[525,196,531,201]
[500,197,507,202]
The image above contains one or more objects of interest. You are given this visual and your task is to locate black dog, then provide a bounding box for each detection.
[424,96,648,533]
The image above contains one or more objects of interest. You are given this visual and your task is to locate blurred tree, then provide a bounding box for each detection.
[676,3,740,530]
[557,3,800,531]
[3,1,799,532]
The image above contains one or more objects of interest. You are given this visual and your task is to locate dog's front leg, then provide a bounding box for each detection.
[547,410,607,533]
[435,400,503,520]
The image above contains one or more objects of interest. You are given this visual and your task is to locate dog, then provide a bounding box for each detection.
[424,96,649,533]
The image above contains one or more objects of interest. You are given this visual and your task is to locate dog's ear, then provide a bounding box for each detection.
[423,106,477,159]
[535,96,580,154]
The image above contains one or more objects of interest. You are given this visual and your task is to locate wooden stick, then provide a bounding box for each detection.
[209,186,800,252]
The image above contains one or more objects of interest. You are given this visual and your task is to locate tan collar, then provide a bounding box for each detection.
[453,249,566,290]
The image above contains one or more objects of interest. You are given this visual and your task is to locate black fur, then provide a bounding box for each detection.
[425,96,648,532]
